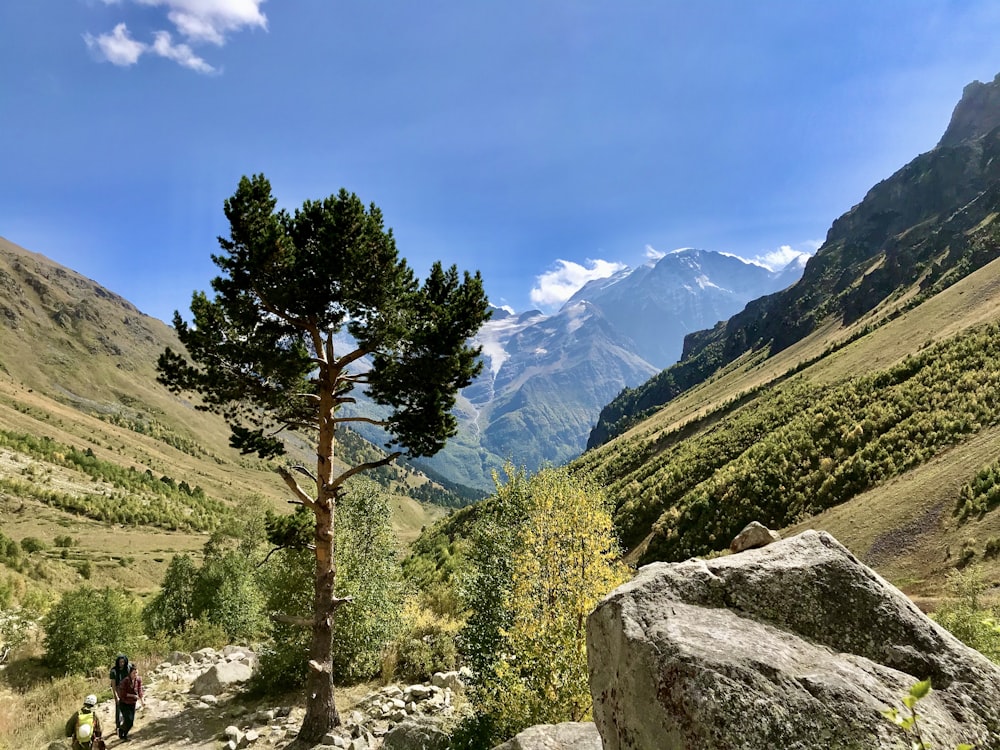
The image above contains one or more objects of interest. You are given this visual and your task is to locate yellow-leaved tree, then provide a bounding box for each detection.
[462,465,630,745]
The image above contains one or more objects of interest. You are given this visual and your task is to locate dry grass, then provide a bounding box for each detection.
[0,632,104,750]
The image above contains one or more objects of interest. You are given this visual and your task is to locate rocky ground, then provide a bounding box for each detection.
[55,648,467,750]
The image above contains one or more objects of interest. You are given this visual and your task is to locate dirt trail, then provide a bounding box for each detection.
[92,674,242,750]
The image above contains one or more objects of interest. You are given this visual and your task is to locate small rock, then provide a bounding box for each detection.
[730,520,781,553]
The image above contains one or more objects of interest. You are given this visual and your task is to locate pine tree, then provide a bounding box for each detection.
[157,174,490,741]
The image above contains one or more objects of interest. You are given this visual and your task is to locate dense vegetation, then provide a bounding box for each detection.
[576,322,1000,563]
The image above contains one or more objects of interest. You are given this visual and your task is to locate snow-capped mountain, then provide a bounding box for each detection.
[413,248,808,490]
[568,248,807,368]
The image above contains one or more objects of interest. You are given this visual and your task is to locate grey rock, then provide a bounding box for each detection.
[729,520,781,553]
[429,671,464,691]
[191,647,217,663]
[191,660,254,695]
[492,722,602,750]
[588,530,1000,749]
[168,650,193,665]
[383,718,450,750]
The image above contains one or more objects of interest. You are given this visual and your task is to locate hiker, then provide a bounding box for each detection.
[109,653,130,731]
[65,694,106,750]
[117,663,144,741]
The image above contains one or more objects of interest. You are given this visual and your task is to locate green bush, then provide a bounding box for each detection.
[143,554,198,635]
[43,587,142,675]
[19,537,46,554]
[76,560,92,580]
[385,600,462,683]
[253,480,402,693]
[931,568,1000,662]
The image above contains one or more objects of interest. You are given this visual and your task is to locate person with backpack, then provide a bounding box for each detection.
[65,694,105,750]
[117,663,144,740]
[109,653,130,732]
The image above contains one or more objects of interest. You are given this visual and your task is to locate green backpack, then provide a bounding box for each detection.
[75,711,95,747]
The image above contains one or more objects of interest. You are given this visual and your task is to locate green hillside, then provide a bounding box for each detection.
[0,236,448,595]
[571,247,1000,593]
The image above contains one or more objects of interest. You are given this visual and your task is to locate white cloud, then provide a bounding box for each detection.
[738,242,820,272]
[644,244,665,261]
[530,259,627,309]
[139,0,268,45]
[86,0,266,73]
[84,23,146,66]
[151,31,215,73]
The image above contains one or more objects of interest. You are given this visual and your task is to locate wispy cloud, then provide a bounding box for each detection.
[151,31,215,73]
[740,242,821,272]
[530,259,627,310]
[644,244,666,261]
[85,0,267,73]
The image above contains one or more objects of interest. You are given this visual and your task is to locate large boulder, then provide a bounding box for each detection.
[492,722,602,750]
[588,529,1000,749]
[383,718,450,750]
[190,660,254,695]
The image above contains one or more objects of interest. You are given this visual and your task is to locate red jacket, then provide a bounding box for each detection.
[118,673,144,705]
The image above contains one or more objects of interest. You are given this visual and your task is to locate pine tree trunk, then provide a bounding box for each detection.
[298,371,341,743]
[298,498,340,741]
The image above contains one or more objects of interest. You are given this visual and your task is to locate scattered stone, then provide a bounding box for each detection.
[200,694,218,704]
[192,647,218,663]
[191,661,254,695]
[168,650,194,665]
[429,671,464,691]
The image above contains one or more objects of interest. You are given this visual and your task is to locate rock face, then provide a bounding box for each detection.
[587,530,1000,749]
[492,722,603,750]
[938,72,1000,148]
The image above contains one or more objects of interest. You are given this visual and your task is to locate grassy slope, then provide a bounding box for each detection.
[0,236,445,596]
[573,252,1000,594]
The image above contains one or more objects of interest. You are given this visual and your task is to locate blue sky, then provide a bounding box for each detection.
[2,1,1000,323]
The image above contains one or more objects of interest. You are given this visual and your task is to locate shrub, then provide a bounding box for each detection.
[143,554,198,635]
[253,480,402,693]
[931,567,1000,662]
[19,538,46,554]
[384,599,462,683]
[43,587,142,675]
[76,560,92,580]
[462,466,630,744]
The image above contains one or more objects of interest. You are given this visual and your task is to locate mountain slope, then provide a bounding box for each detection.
[0,236,447,591]
[590,72,1000,448]
[570,73,1000,593]
[417,249,805,490]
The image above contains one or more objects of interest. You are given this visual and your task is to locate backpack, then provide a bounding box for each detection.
[75,711,95,747]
